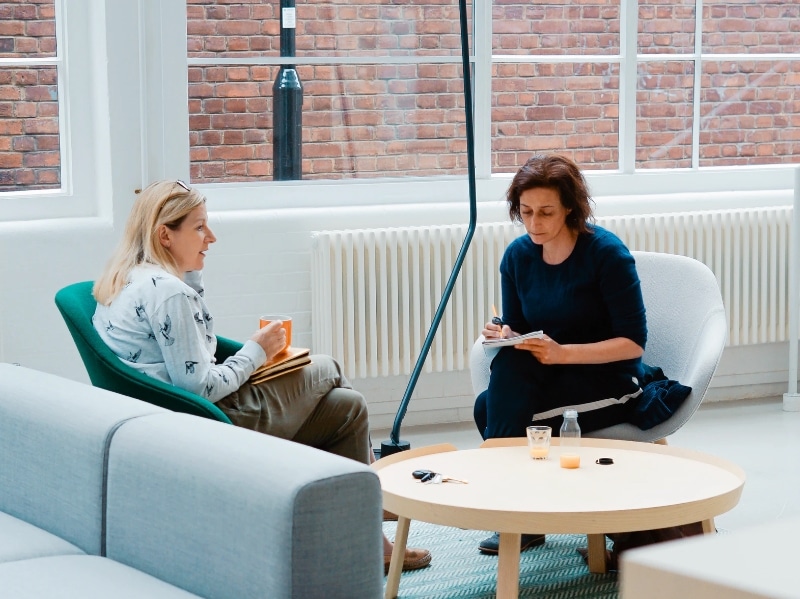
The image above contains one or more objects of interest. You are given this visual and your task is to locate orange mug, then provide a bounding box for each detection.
[259,315,292,354]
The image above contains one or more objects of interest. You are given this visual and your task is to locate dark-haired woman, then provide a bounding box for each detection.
[474,154,647,554]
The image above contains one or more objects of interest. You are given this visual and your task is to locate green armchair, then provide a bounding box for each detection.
[55,281,241,424]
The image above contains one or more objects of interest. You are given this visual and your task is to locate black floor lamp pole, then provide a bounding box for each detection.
[273,0,302,180]
[380,0,478,457]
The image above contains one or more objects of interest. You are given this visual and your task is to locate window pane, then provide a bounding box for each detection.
[636,61,694,168]
[0,66,60,191]
[638,0,695,55]
[188,63,467,182]
[493,0,620,56]
[491,62,619,173]
[703,1,800,54]
[187,0,467,59]
[700,60,800,166]
[0,0,57,58]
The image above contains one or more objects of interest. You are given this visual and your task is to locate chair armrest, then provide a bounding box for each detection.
[215,335,244,362]
[469,336,498,396]
[106,414,383,599]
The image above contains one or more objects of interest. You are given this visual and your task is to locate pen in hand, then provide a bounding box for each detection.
[491,304,504,327]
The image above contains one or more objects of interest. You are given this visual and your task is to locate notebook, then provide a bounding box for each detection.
[481,330,544,348]
[249,347,311,385]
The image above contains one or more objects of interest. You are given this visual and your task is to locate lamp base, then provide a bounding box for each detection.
[377,439,411,460]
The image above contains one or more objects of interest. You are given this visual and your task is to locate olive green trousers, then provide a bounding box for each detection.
[216,354,371,465]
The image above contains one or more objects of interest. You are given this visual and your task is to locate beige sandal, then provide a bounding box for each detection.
[383,547,432,574]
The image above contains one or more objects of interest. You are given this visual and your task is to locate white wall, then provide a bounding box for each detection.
[1,192,795,432]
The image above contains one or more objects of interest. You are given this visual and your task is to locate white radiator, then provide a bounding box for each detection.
[311,207,792,379]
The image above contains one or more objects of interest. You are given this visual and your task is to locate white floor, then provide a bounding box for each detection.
[371,396,800,533]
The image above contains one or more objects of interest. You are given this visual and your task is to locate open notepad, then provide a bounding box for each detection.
[249,346,311,385]
[481,330,544,348]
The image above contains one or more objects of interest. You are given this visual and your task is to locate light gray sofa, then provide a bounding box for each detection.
[0,363,383,598]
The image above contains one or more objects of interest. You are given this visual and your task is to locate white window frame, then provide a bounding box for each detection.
[0,0,112,222]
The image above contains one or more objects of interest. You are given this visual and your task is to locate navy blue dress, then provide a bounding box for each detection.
[474,225,648,438]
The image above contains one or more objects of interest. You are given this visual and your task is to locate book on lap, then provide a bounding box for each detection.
[249,347,311,384]
[250,361,310,384]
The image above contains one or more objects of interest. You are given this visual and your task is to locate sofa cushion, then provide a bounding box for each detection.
[0,511,84,563]
[105,412,383,599]
[0,364,166,555]
[0,555,201,598]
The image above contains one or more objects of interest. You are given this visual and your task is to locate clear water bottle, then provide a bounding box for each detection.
[560,409,581,449]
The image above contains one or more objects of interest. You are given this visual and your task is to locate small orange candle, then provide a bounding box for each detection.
[529,446,549,459]
[560,454,580,469]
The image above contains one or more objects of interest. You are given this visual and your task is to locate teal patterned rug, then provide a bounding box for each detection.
[383,521,618,599]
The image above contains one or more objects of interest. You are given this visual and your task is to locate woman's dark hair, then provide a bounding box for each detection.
[506,154,594,234]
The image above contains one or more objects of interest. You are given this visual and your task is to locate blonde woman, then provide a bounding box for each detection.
[93,180,430,574]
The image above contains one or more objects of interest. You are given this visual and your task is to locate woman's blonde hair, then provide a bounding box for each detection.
[93,180,206,305]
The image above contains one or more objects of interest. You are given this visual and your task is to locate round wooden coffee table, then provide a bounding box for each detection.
[374,438,745,599]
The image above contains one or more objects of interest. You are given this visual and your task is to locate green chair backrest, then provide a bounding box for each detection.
[55,281,234,424]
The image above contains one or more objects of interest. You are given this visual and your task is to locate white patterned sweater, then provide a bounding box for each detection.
[93,265,266,402]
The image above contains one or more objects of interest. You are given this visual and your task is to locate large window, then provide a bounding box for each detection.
[3,0,799,197]
[185,0,799,184]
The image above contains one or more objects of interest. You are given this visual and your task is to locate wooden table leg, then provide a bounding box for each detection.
[587,533,607,574]
[702,518,716,534]
[496,532,521,599]
[384,516,410,599]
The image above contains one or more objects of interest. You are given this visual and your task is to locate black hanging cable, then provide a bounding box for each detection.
[380,0,478,457]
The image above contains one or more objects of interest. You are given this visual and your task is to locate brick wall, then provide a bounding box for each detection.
[491,62,621,173]
[0,0,59,191]
[701,60,800,166]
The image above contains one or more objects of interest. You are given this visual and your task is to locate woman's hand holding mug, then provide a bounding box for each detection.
[252,320,288,361]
